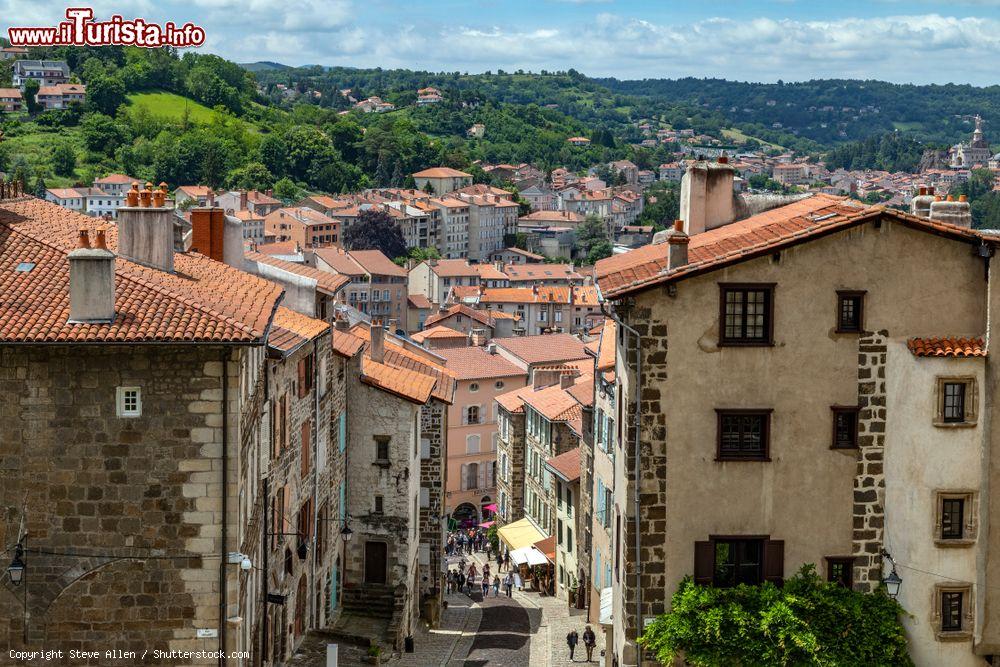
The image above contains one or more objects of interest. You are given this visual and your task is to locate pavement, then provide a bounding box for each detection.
[293,547,603,666]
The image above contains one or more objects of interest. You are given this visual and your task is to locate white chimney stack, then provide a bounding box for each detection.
[68,229,116,324]
[117,182,175,273]
[370,323,385,363]
[680,157,736,236]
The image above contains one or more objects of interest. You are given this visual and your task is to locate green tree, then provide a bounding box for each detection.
[639,566,912,667]
[80,113,127,154]
[33,176,47,199]
[86,75,127,116]
[272,177,301,201]
[576,214,610,261]
[227,162,274,191]
[51,143,77,177]
[342,209,406,259]
[22,79,40,113]
[0,143,10,173]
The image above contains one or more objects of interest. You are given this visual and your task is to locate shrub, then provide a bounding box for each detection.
[639,565,912,667]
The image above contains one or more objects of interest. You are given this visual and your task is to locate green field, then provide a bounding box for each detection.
[722,127,785,150]
[126,91,218,124]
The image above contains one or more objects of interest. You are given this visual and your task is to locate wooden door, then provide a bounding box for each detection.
[364,541,388,584]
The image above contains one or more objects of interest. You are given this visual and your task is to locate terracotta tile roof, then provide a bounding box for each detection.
[504,263,581,281]
[504,247,545,261]
[349,323,455,404]
[246,251,349,296]
[331,327,365,358]
[46,188,82,199]
[565,377,594,407]
[596,195,987,299]
[313,247,365,276]
[0,197,282,343]
[413,167,472,178]
[348,249,406,277]
[435,345,528,381]
[361,356,435,405]
[268,306,329,354]
[247,190,280,205]
[94,173,139,185]
[425,304,508,329]
[595,319,616,371]
[427,259,482,278]
[255,241,300,256]
[546,447,581,482]
[176,185,213,198]
[448,285,480,303]
[473,263,508,280]
[411,325,468,343]
[519,210,585,224]
[494,333,590,366]
[907,337,986,358]
[408,294,433,309]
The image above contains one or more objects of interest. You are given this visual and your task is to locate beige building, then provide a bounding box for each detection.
[412,167,473,195]
[594,157,1000,666]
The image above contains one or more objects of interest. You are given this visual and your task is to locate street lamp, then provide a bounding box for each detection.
[880,550,902,598]
[7,544,25,586]
[341,524,353,542]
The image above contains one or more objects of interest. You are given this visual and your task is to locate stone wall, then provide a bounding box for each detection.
[0,345,241,663]
[853,331,888,592]
[418,400,447,619]
[495,409,525,523]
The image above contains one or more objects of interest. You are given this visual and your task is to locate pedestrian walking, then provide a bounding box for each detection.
[446,570,454,594]
[504,551,510,571]
[582,625,596,662]
[483,563,490,581]
[503,572,514,597]
[566,629,579,661]
[482,578,490,597]
[492,575,500,596]
[458,571,466,595]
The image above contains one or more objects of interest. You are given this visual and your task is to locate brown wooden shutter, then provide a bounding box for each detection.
[694,541,714,586]
[764,540,785,585]
[297,359,307,398]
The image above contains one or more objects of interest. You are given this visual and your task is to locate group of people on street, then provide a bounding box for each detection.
[445,527,489,556]
[446,558,516,598]
[566,626,598,662]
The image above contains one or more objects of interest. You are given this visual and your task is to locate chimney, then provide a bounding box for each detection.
[370,323,385,363]
[680,158,736,235]
[266,188,274,198]
[190,208,225,262]
[667,219,689,270]
[206,190,215,207]
[117,183,175,272]
[560,372,575,390]
[334,310,350,331]
[486,342,497,355]
[67,228,116,323]
[929,194,972,228]
[239,190,248,211]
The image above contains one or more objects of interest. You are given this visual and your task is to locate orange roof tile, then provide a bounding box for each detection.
[408,293,433,309]
[907,337,986,358]
[0,197,282,344]
[595,319,616,371]
[268,307,329,354]
[246,251,349,296]
[546,447,581,482]
[413,167,472,178]
[494,333,590,366]
[425,304,511,329]
[504,263,581,281]
[361,356,435,404]
[435,345,528,381]
[596,195,986,299]
[348,249,406,277]
[411,325,468,343]
[349,323,455,404]
[332,327,366,358]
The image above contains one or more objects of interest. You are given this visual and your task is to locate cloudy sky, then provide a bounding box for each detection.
[4,1,1000,84]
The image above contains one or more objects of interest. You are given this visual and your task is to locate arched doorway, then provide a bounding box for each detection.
[452,502,478,527]
[480,495,493,520]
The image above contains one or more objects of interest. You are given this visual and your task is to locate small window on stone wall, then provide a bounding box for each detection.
[934,491,977,546]
[933,583,973,640]
[934,377,977,427]
[116,387,141,417]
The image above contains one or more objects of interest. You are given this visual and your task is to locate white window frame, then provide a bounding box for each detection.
[116,386,142,418]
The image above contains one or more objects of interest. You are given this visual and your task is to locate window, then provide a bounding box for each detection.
[836,291,865,333]
[495,381,505,390]
[831,407,859,449]
[694,537,784,588]
[825,557,855,588]
[934,583,973,639]
[116,387,142,417]
[716,410,771,460]
[374,436,390,463]
[465,405,480,425]
[300,420,312,478]
[934,377,977,426]
[719,284,774,345]
[943,383,965,423]
[469,383,480,392]
[566,527,573,553]
[374,496,383,513]
[935,491,976,545]
[297,353,314,398]
[466,434,481,454]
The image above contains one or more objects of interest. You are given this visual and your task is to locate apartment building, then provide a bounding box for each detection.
[12,60,69,88]
[593,156,1000,666]
[472,285,602,336]
[93,173,140,197]
[429,196,470,258]
[36,83,85,109]
[547,447,584,603]
[408,259,484,306]
[458,193,519,261]
[422,304,518,340]
[264,207,340,249]
[313,248,407,325]
[412,167,473,195]
[504,263,584,287]
[0,88,23,112]
[437,346,528,524]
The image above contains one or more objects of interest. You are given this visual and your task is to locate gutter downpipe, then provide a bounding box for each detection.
[601,300,643,666]
[220,350,229,666]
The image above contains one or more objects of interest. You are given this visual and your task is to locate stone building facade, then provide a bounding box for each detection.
[596,192,1000,666]
[495,406,526,524]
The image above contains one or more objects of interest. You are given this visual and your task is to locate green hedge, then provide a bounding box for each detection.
[639,565,912,666]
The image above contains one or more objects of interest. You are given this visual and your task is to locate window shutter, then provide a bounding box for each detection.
[764,540,785,585]
[478,464,486,489]
[338,413,346,453]
[460,464,468,491]
[297,359,306,398]
[694,541,714,586]
[301,421,311,477]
